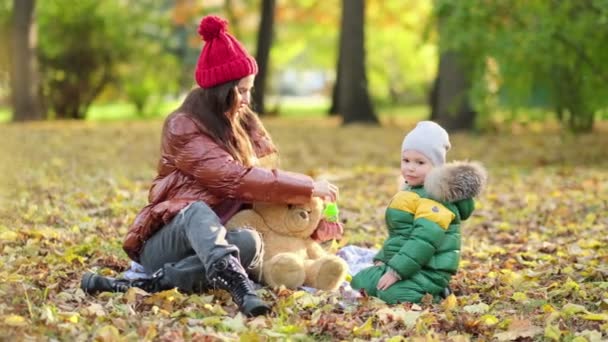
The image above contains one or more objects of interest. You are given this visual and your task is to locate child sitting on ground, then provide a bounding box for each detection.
[351,121,487,304]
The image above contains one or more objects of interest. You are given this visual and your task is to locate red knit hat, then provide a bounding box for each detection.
[194,16,258,88]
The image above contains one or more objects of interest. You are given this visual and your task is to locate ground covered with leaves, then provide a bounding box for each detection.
[1,117,607,341]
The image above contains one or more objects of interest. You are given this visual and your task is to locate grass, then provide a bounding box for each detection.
[0,97,429,123]
[0,106,8,123]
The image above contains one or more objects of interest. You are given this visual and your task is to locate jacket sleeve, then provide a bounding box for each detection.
[373,249,386,262]
[169,120,314,205]
[387,198,455,279]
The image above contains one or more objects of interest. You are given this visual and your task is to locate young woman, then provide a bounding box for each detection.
[81,15,339,317]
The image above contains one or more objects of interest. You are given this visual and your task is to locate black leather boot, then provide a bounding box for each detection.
[207,255,270,317]
[81,269,168,294]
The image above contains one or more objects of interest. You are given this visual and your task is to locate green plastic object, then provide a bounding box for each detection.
[323,202,340,222]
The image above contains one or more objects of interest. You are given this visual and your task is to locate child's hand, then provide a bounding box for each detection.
[377,270,400,291]
[374,260,385,266]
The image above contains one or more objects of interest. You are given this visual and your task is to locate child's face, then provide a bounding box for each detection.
[401,150,434,186]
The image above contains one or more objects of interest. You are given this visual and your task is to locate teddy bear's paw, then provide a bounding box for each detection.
[265,254,305,289]
[313,257,348,291]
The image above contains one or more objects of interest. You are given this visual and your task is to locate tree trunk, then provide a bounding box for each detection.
[337,0,378,125]
[430,51,476,131]
[253,0,275,116]
[10,0,41,121]
[328,48,341,115]
[430,2,476,131]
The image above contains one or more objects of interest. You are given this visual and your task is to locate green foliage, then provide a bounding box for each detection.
[435,0,608,132]
[37,0,132,119]
[1,118,608,339]
[366,1,437,105]
[115,1,180,117]
[271,0,437,105]
[0,0,12,105]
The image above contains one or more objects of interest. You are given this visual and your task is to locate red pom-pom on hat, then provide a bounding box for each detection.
[198,15,228,41]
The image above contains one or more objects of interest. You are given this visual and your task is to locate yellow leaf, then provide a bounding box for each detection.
[143,325,157,341]
[41,305,57,324]
[387,337,407,342]
[4,314,27,327]
[570,337,587,342]
[463,303,490,314]
[240,332,263,342]
[295,291,320,309]
[544,324,561,341]
[0,231,19,242]
[248,316,268,329]
[562,303,588,316]
[493,319,542,341]
[376,307,421,328]
[542,304,555,313]
[582,313,608,321]
[221,313,247,333]
[66,313,79,323]
[498,222,511,231]
[353,317,374,337]
[575,329,603,342]
[201,316,223,326]
[290,290,307,300]
[6,273,24,282]
[441,294,458,311]
[124,287,149,304]
[83,303,106,317]
[511,292,528,302]
[95,325,123,342]
[479,314,499,326]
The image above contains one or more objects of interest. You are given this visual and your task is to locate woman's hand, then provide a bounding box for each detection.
[377,270,400,291]
[312,180,339,202]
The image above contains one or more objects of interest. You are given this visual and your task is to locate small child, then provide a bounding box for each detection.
[351,121,486,304]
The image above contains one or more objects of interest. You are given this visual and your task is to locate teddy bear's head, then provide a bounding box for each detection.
[252,197,324,239]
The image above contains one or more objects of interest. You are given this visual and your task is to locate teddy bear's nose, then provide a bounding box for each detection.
[299,211,309,220]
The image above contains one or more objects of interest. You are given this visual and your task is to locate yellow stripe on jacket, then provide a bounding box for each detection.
[388,191,420,214]
[415,198,454,230]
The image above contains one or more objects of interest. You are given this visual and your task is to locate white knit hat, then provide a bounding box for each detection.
[401,121,451,166]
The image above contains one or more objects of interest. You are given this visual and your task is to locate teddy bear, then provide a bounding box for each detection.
[225,198,348,291]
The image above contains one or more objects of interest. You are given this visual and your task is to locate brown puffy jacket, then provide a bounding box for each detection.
[123,112,314,261]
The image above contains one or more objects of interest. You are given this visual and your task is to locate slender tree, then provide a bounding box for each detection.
[328,47,341,116]
[429,51,476,131]
[429,3,476,131]
[10,0,41,121]
[337,0,377,124]
[253,0,275,115]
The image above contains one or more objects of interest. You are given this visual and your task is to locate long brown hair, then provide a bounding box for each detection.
[176,81,272,166]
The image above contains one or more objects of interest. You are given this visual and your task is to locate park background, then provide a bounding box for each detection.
[1,0,607,340]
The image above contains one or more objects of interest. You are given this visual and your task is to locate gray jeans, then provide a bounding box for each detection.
[139,201,263,293]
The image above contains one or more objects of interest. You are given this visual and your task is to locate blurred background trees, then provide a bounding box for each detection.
[0,0,607,132]
[435,0,608,133]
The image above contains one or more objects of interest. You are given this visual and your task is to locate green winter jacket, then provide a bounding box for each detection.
[351,161,486,303]
[374,186,473,289]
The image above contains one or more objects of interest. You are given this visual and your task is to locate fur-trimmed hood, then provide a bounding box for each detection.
[424,161,487,203]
